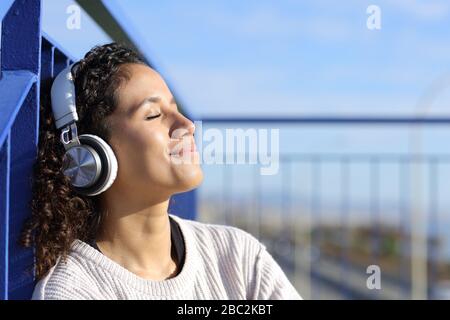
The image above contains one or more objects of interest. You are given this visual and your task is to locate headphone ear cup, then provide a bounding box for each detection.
[62,143,102,188]
[71,134,118,196]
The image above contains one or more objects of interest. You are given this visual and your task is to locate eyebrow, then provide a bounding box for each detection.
[130,96,176,115]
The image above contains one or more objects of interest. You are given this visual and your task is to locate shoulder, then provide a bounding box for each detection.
[171,214,266,260]
[173,215,263,245]
[32,243,102,300]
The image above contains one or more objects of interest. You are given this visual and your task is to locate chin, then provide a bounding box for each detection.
[173,165,204,193]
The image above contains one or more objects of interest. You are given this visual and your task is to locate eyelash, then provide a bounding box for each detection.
[146,114,161,120]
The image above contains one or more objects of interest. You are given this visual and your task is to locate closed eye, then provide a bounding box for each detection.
[146,114,161,120]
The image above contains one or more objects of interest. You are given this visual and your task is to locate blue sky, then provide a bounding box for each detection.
[110,0,450,118]
[43,0,450,119]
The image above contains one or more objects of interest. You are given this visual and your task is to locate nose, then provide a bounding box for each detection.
[169,109,195,139]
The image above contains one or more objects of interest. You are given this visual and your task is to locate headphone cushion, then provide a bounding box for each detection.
[75,134,118,196]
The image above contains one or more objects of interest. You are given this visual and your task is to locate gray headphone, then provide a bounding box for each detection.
[50,64,118,196]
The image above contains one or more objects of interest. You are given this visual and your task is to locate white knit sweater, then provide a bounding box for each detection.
[32,214,302,300]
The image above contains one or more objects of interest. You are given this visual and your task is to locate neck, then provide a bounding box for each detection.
[95,193,178,280]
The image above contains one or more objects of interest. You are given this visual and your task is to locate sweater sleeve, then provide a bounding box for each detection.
[31,262,104,300]
[32,277,103,300]
[250,244,303,300]
[32,284,101,300]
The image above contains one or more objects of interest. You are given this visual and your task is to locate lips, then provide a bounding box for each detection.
[169,138,197,157]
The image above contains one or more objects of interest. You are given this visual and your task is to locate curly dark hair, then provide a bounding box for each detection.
[21,42,146,280]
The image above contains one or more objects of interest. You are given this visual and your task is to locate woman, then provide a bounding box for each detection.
[22,43,301,300]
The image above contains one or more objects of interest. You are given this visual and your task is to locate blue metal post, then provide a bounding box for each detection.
[0,136,11,300]
[340,157,350,298]
[168,190,197,220]
[1,0,41,300]
[399,158,411,296]
[40,38,54,80]
[369,157,380,299]
[428,158,438,297]
[53,48,68,76]
[311,157,322,299]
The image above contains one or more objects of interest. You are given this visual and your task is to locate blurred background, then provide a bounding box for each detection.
[3,0,450,299]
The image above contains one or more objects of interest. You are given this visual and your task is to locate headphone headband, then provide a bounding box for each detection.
[50,64,79,129]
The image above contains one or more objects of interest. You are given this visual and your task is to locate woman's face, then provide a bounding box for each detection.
[105,63,203,201]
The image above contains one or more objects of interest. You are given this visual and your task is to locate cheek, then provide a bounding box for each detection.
[117,128,171,179]
[142,132,169,166]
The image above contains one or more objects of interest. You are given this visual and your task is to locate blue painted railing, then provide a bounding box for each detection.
[0,0,41,301]
[0,0,196,300]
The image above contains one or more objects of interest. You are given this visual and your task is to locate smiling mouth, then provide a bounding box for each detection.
[169,139,198,157]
